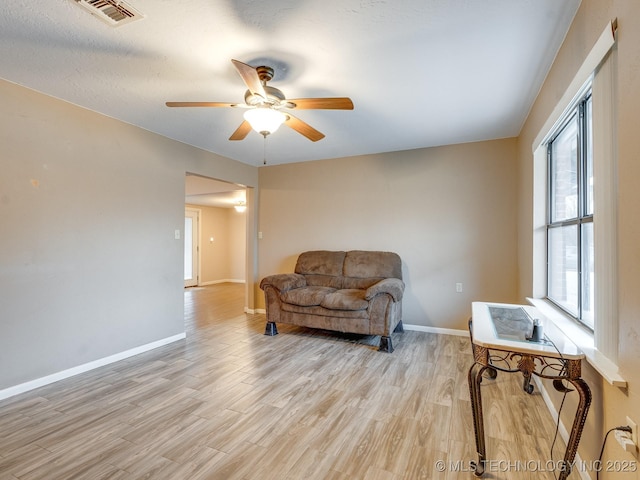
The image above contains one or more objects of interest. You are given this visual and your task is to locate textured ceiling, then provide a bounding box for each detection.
[1,0,580,168]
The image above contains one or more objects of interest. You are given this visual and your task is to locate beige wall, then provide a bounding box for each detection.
[516,0,640,475]
[257,138,519,330]
[186,204,246,284]
[0,78,257,391]
[228,207,247,281]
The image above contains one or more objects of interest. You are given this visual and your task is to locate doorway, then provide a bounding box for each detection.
[184,174,248,298]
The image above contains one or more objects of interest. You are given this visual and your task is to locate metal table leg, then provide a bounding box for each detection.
[557,377,592,480]
[468,361,488,476]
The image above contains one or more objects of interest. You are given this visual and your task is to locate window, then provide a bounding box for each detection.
[532,20,622,382]
[546,90,594,329]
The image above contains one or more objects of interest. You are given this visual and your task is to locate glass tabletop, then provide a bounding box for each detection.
[471,302,584,360]
[488,305,551,345]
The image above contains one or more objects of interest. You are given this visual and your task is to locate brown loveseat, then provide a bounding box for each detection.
[259,250,405,352]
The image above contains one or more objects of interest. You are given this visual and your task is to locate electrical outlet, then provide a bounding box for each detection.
[456,283,463,293]
[627,416,638,454]
[615,429,635,454]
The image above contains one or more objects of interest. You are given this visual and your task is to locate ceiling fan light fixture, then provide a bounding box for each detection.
[243,107,286,136]
[166,59,353,142]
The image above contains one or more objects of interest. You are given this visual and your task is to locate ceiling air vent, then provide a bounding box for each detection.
[73,0,144,27]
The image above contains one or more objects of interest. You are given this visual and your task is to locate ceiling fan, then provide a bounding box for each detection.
[166,59,354,142]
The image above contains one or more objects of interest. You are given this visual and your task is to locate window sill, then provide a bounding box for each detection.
[527,297,627,387]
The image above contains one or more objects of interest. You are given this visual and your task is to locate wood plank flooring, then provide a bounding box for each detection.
[0,283,567,479]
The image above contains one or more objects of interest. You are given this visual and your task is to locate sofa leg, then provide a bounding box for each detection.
[393,320,404,333]
[264,322,278,336]
[379,335,394,353]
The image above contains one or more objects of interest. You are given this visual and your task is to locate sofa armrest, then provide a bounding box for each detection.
[365,278,404,302]
[260,273,307,293]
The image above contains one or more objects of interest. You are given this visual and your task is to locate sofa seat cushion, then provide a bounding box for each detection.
[281,286,335,307]
[320,289,369,311]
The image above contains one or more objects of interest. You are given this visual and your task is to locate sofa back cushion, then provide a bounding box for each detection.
[293,250,402,289]
[342,250,402,289]
[295,250,346,288]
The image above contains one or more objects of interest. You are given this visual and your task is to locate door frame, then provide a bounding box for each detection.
[184,207,201,287]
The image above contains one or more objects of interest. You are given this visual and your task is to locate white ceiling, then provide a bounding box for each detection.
[1,0,581,171]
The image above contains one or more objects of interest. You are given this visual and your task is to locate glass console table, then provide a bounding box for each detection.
[468,302,591,478]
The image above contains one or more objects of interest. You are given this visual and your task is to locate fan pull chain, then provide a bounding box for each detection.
[263,134,267,165]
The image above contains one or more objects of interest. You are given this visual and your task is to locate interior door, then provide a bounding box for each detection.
[184,208,199,287]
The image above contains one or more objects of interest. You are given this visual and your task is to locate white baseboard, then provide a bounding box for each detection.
[533,376,592,480]
[0,333,186,401]
[403,323,468,337]
[199,279,245,286]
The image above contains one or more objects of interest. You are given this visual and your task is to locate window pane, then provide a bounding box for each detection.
[581,222,594,328]
[546,92,593,328]
[550,116,578,222]
[548,224,578,316]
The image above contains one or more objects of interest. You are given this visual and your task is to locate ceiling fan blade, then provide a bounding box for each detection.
[166,102,238,108]
[229,120,253,141]
[231,59,267,100]
[284,114,325,142]
[286,97,354,110]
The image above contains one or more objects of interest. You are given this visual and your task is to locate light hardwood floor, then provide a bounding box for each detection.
[0,283,567,479]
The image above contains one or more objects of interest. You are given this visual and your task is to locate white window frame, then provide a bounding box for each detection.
[545,89,593,328]
[530,20,624,386]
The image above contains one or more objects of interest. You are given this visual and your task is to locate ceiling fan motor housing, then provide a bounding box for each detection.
[256,66,274,82]
[244,85,286,106]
